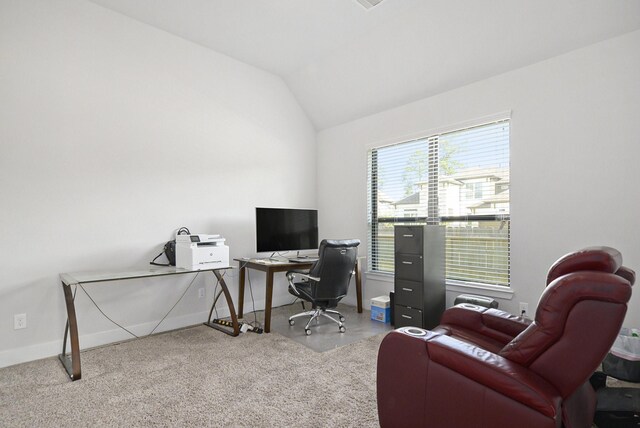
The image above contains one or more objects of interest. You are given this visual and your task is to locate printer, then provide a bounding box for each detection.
[175,234,229,270]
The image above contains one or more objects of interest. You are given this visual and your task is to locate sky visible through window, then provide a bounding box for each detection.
[376,122,509,204]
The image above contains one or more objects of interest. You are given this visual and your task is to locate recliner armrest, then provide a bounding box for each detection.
[440,304,531,343]
[377,329,561,427]
[427,333,560,418]
[482,308,532,336]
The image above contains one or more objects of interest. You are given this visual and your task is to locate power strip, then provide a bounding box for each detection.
[240,323,263,334]
[212,318,263,334]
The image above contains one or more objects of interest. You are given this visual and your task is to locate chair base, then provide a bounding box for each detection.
[288,308,346,335]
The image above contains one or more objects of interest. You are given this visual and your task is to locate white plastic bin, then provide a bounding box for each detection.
[602,327,640,382]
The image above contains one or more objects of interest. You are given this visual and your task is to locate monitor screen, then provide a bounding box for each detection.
[255,207,319,253]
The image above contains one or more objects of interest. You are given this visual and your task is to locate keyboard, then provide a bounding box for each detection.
[288,258,318,263]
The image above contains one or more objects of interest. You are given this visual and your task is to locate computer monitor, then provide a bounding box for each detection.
[255,207,319,253]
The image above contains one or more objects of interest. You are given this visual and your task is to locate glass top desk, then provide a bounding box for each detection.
[59,265,237,381]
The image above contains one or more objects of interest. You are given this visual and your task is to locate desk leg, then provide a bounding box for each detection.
[204,271,240,337]
[59,282,81,381]
[237,263,245,319]
[264,270,274,333]
[356,261,363,313]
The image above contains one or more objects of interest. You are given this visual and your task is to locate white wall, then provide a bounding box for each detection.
[319,30,640,327]
[0,0,316,367]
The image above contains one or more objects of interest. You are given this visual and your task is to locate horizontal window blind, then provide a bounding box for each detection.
[367,119,510,287]
[367,137,434,273]
[439,121,510,286]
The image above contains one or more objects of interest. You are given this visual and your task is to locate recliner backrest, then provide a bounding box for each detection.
[309,239,360,301]
[545,246,635,287]
[500,248,632,398]
[546,246,623,285]
[616,265,637,286]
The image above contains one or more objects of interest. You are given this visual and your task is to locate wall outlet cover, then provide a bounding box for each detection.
[14,313,27,329]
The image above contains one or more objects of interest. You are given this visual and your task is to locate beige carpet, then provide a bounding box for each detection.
[0,326,384,427]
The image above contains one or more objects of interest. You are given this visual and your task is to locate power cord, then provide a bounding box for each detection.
[246,267,261,329]
[210,268,251,329]
[218,259,304,331]
[79,284,140,339]
[78,272,200,339]
[149,273,200,335]
[211,270,222,320]
[176,227,190,235]
[226,259,262,330]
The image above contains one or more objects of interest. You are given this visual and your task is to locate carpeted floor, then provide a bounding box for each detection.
[0,326,385,427]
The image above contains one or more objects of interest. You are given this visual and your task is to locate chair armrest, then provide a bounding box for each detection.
[286,270,320,296]
[285,270,320,282]
[440,304,531,343]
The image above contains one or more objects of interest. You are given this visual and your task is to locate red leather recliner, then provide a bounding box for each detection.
[377,247,635,428]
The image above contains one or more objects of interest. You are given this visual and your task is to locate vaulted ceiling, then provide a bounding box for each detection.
[89,0,640,130]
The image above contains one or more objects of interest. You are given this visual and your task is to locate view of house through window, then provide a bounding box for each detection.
[367,119,510,287]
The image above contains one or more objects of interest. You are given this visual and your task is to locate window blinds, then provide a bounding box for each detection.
[367,119,510,287]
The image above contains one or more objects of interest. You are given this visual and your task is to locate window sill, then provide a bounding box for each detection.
[364,271,394,283]
[446,280,514,300]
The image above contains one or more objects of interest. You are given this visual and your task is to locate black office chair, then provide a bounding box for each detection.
[286,239,360,335]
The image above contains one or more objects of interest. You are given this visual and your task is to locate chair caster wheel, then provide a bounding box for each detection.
[339,325,346,333]
[305,329,311,336]
[339,316,345,322]
[288,319,295,326]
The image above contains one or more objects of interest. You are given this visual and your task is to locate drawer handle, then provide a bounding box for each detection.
[402,261,413,265]
[401,287,413,292]
[403,234,414,238]
[401,315,412,319]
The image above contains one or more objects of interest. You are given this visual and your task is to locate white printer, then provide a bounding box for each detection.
[175,234,229,270]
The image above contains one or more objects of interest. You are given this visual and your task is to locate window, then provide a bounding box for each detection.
[464,182,484,200]
[367,119,510,287]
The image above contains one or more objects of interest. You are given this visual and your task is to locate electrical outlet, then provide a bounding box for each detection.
[519,302,529,317]
[198,288,205,298]
[14,313,27,330]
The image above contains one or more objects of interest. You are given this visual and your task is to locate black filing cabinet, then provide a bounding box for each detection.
[393,225,445,329]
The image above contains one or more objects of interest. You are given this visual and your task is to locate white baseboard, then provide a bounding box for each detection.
[1,294,308,369]
[0,309,230,369]
[0,337,63,370]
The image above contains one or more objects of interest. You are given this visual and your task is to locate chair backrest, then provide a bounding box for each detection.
[500,247,633,398]
[309,239,360,301]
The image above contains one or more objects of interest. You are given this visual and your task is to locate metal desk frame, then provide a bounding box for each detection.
[59,266,238,381]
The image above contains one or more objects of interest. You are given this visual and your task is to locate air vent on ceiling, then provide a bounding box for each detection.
[356,0,385,10]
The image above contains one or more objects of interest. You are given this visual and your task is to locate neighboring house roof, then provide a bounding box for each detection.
[469,190,510,208]
[377,190,396,204]
[393,192,420,205]
[415,167,509,188]
[440,177,463,185]
[442,167,509,182]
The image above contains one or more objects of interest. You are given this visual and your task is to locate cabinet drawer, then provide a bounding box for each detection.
[395,254,423,282]
[395,280,423,307]
[395,226,423,254]
[394,305,423,328]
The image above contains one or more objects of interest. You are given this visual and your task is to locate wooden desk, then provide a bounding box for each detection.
[59,266,238,381]
[236,258,363,333]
